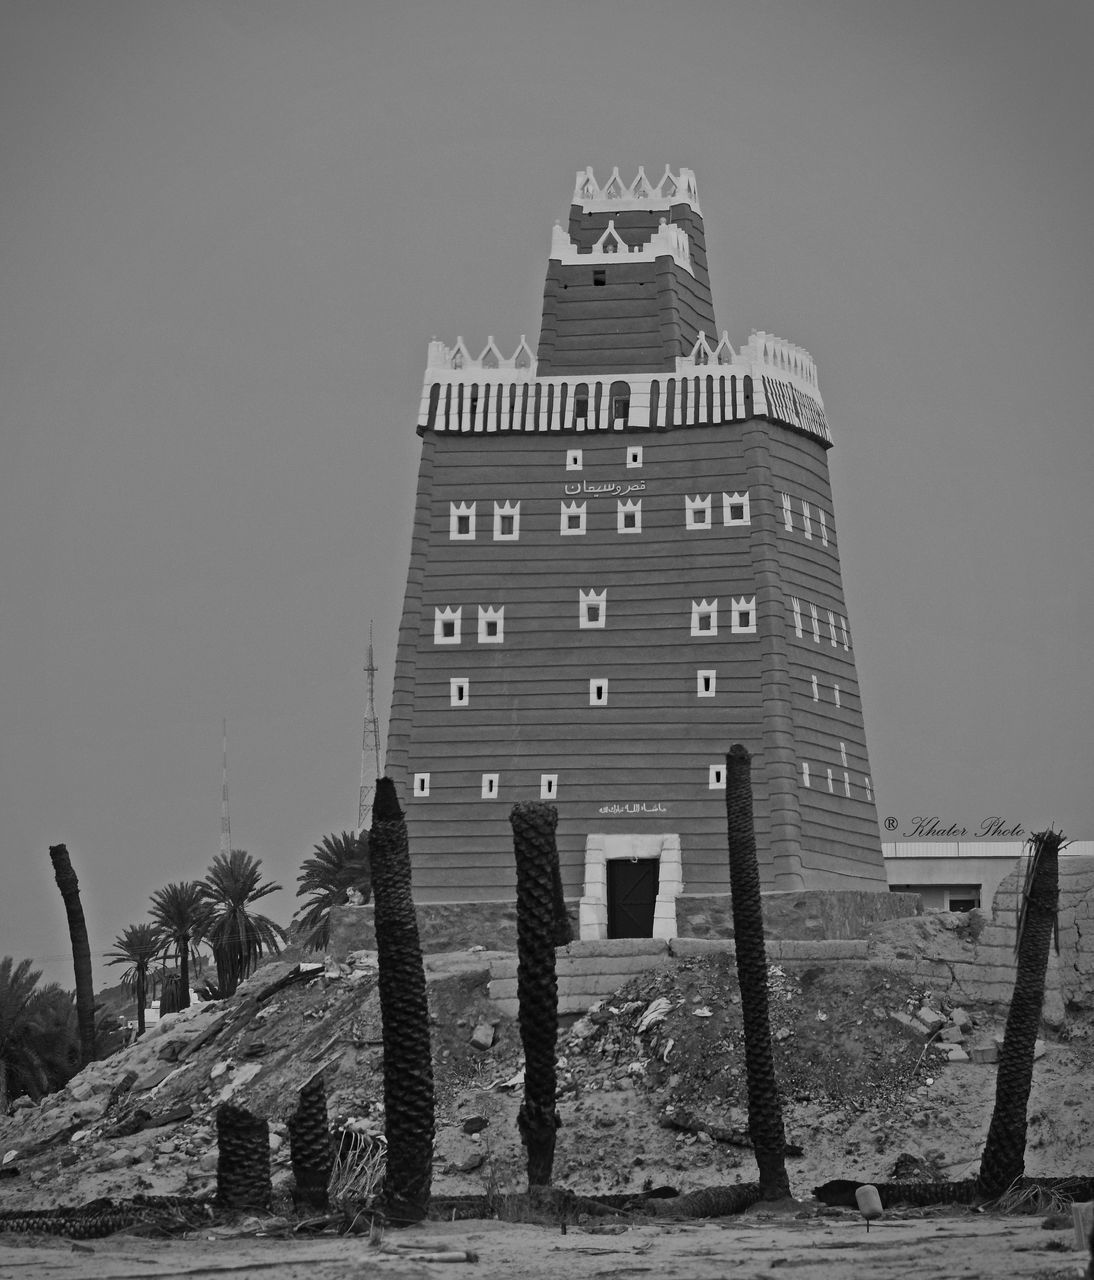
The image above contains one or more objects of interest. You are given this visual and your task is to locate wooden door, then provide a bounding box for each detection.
[606,858,659,939]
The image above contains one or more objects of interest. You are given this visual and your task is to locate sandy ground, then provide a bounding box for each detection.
[0,1211,1088,1280]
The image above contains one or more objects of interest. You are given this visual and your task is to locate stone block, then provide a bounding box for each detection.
[668,937,736,957]
[940,1025,965,1043]
[970,1044,998,1064]
[916,1006,947,1032]
[944,1046,970,1063]
[469,1023,495,1051]
[949,1007,972,1030]
[889,1011,933,1041]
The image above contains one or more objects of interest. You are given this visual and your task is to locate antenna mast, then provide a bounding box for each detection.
[358,625,383,830]
[220,718,232,857]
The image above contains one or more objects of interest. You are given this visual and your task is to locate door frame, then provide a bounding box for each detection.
[579,832,682,941]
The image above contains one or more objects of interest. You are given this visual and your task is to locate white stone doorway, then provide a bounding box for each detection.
[578,832,683,941]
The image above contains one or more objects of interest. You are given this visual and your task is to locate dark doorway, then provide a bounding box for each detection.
[607,858,659,939]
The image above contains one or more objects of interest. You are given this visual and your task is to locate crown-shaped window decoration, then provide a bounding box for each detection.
[571,165,701,213]
[426,336,538,373]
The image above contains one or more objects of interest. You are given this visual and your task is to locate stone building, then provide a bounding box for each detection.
[386,166,886,941]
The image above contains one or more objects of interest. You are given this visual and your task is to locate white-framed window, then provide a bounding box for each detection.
[478,605,504,644]
[481,773,499,800]
[810,674,819,701]
[864,776,873,804]
[450,677,469,707]
[691,598,718,636]
[840,742,848,767]
[828,610,838,646]
[709,764,726,790]
[626,445,643,468]
[840,616,850,650]
[723,491,750,525]
[801,761,811,788]
[560,500,586,535]
[843,770,851,797]
[413,772,430,797]
[731,596,757,634]
[579,588,607,629]
[434,605,462,645]
[802,500,813,539]
[819,509,829,547]
[697,669,716,698]
[810,602,820,644]
[493,500,520,540]
[617,498,641,533]
[833,682,841,707]
[790,597,803,638]
[540,774,558,800]
[566,448,583,471]
[827,767,834,793]
[589,678,608,706]
[781,492,793,531]
[685,494,712,530]
[449,501,476,541]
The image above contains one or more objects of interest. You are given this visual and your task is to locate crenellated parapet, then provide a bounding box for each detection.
[549,216,693,274]
[572,165,701,214]
[417,331,831,445]
[426,335,537,373]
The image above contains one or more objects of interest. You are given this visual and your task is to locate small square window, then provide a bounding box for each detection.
[611,395,629,423]
[449,502,476,541]
[685,495,712,530]
[691,599,718,636]
[617,499,641,534]
[626,446,643,469]
[481,773,499,800]
[450,678,469,707]
[731,597,756,634]
[540,774,558,800]
[723,491,750,526]
[697,669,716,697]
[579,589,606,629]
[478,606,504,644]
[708,764,726,790]
[434,606,462,645]
[560,499,586,535]
[573,396,589,425]
[413,773,430,797]
[493,501,520,541]
[593,268,606,287]
[566,449,583,471]
[589,679,608,706]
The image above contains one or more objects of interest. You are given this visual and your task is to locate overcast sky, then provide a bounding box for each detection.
[3,1,1092,991]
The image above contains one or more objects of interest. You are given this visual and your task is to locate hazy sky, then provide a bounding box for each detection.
[3,1,1092,990]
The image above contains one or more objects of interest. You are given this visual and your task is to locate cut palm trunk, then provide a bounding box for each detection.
[49,844,97,1068]
[725,745,791,1201]
[511,801,566,1189]
[977,829,1064,1200]
[216,1102,272,1211]
[289,1075,333,1212]
[369,777,433,1224]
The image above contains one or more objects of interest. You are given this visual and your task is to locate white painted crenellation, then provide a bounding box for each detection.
[572,165,701,215]
[549,216,693,274]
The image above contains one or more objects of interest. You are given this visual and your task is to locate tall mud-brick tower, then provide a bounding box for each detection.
[387,166,886,942]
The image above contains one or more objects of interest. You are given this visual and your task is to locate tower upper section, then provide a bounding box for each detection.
[537,166,716,375]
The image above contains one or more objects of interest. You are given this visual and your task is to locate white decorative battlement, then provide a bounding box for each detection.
[426,335,537,373]
[549,217,693,275]
[573,165,701,215]
[737,332,820,395]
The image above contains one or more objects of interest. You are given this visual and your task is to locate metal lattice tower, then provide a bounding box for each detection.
[358,625,383,831]
[220,717,232,857]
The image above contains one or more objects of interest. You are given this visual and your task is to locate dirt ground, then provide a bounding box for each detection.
[1,944,1092,1278]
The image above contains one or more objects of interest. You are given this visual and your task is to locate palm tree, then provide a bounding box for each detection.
[200,850,286,998]
[105,924,161,1039]
[48,844,96,1068]
[0,958,52,1111]
[294,831,370,953]
[149,881,210,1010]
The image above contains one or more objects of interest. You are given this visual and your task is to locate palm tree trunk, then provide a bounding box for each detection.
[289,1075,333,1212]
[369,777,433,1225]
[48,844,96,1068]
[178,937,191,1010]
[510,802,566,1190]
[135,968,147,1039]
[725,745,791,1201]
[977,829,1063,1200]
